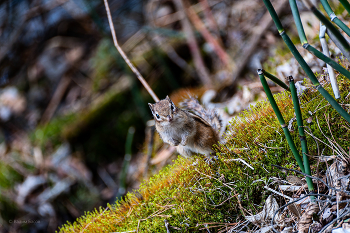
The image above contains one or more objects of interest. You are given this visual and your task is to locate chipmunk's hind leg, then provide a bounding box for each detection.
[176,146,192,158]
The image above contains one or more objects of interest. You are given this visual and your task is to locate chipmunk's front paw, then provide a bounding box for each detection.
[168,138,180,146]
[204,153,218,164]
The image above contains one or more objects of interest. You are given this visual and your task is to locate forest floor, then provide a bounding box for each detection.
[0,0,349,232]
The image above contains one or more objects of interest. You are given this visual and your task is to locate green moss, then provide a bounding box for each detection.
[0,162,22,189]
[0,156,31,224]
[0,194,18,224]
[58,74,350,232]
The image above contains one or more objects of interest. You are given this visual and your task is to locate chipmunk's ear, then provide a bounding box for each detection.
[148,103,154,114]
[166,96,176,110]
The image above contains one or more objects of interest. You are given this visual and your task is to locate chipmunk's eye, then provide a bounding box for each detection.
[171,104,176,112]
[156,114,160,119]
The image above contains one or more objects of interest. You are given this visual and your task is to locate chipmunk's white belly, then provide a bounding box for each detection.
[159,125,182,142]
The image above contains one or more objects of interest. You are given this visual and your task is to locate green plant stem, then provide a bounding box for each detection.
[258,70,305,173]
[263,0,350,124]
[289,0,307,44]
[263,0,284,32]
[303,43,350,80]
[320,23,340,99]
[289,0,350,79]
[287,76,314,197]
[339,0,350,14]
[320,0,350,37]
[262,69,290,91]
[308,4,350,55]
[326,27,350,60]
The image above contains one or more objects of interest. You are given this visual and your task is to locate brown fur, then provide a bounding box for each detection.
[180,97,222,132]
[148,96,222,157]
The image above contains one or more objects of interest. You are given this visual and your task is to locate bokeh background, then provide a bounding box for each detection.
[0,0,348,232]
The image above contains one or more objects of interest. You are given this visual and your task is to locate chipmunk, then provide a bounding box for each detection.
[148,96,222,157]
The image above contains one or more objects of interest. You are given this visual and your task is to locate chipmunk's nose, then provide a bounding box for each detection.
[167,115,172,122]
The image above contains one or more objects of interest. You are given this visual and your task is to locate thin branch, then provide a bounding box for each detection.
[194,169,234,191]
[272,165,350,195]
[270,193,331,233]
[103,0,159,102]
[153,0,222,27]
[40,75,71,124]
[263,186,293,200]
[185,1,231,67]
[199,0,222,42]
[173,0,213,88]
[229,0,289,86]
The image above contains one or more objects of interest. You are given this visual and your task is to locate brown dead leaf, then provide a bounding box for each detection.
[287,202,301,219]
[286,175,303,185]
[297,203,319,233]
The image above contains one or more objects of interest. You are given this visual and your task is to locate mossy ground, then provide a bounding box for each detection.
[58,75,350,232]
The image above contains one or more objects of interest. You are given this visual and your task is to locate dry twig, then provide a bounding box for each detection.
[185,1,231,67]
[230,0,289,86]
[40,76,71,124]
[198,0,222,42]
[103,0,159,102]
[173,0,213,88]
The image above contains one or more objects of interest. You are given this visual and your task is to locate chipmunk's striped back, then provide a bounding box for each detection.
[180,97,222,133]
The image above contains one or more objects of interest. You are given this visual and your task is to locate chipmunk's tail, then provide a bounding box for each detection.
[180,97,223,133]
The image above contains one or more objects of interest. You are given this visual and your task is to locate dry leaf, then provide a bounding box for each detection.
[245,195,281,225]
[297,203,319,233]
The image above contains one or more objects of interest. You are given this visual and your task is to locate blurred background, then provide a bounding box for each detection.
[0,0,348,232]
